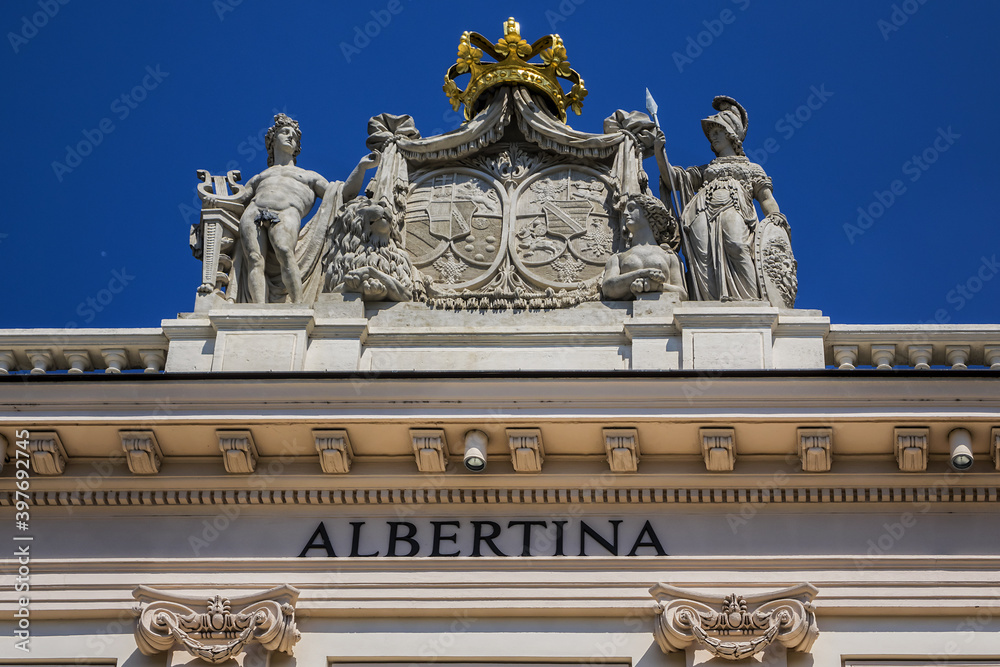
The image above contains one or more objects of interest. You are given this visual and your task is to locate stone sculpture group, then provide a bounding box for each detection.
[191,20,797,310]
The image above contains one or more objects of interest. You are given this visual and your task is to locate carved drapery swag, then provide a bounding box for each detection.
[133,585,300,664]
[366,113,421,220]
[649,583,818,661]
[383,87,647,166]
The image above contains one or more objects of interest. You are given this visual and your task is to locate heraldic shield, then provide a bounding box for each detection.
[402,162,619,307]
[754,214,798,309]
[513,167,615,287]
[405,170,507,289]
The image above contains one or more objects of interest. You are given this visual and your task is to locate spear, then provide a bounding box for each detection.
[645,88,683,219]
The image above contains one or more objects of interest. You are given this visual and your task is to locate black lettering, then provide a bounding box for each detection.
[471,521,507,557]
[579,520,622,556]
[508,520,548,556]
[553,520,567,556]
[387,521,419,557]
[627,520,667,556]
[298,522,336,557]
[349,521,380,557]
[431,520,461,557]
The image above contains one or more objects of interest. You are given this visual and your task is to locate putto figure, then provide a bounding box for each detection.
[205,114,379,303]
[601,193,687,300]
[656,96,790,303]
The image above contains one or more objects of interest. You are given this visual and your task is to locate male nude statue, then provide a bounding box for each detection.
[206,113,379,303]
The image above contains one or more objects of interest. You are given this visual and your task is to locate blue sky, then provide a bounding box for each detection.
[2,0,998,328]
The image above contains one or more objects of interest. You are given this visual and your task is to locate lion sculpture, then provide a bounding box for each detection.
[323,196,413,301]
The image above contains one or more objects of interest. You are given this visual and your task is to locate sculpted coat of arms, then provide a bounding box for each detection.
[190,18,797,311]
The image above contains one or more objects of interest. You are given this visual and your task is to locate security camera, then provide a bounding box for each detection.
[949,428,974,470]
[464,429,488,472]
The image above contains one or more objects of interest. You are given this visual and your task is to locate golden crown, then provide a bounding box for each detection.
[443,18,587,123]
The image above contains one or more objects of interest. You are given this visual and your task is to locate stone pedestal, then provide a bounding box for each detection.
[162,298,829,373]
[673,301,828,370]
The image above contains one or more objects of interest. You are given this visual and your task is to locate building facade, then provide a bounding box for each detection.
[3,17,1000,667]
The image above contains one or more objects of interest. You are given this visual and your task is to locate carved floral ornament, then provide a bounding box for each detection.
[133,585,300,664]
[649,583,818,661]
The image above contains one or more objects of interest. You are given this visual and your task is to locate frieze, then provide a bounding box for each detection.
[5,484,999,508]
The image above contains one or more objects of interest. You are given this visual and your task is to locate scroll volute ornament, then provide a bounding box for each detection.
[133,585,300,664]
[649,583,818,661]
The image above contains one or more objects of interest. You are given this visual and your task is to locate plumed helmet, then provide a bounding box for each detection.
[701,96,748,156]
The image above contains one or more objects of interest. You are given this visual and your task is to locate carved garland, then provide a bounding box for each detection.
[650,584,818,661]
[133,585,300,664]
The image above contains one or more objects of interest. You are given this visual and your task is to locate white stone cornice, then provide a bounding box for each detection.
[10,556,1000,621]
[3,375,999,421]
[133,585,300,663]
[363,327,626,348]
[673,305,780,331]
[207,306,316,331]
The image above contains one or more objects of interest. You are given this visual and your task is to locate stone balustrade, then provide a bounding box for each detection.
[0,329,168,374]
[825,324,1000,370]
[2,320,999,374]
